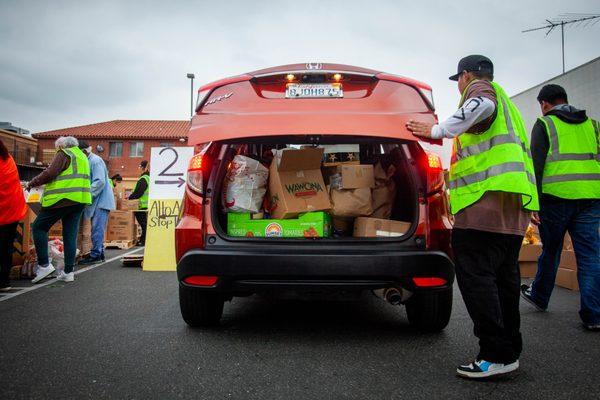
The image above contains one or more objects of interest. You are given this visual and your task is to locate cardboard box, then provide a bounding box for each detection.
[321,144,360,167]
[12,208,36,266]
[353,217,411,238]
[519,261,537,278]
[48,220,63,237]
[330,165,375,190]
[78,218,92,255]
[556,267,579,291]
[114,186,138,211]
[227,212,331,238]
[518,244,542,262]
[106,211,136,241]
[119,199,139,211]
[268,148,331,219]
[560,250,577,270]
[563,232,572,250]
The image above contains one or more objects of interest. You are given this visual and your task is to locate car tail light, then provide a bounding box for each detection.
[412,277,447,287]
[187,154,204,195]
[425,151,445,195]
[183,275,218,286]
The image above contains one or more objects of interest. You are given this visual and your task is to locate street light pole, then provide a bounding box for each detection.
[186,73,195,118]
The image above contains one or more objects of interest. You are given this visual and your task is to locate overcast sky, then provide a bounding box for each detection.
[1,0,598,164]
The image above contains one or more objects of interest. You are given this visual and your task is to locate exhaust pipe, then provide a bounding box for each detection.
[373,287,413,305]
[384,287,403,305]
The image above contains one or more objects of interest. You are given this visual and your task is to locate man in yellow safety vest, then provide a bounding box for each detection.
[407,55,539,379]
[521,84,600,331]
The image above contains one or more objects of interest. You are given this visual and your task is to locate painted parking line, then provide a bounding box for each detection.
[0,248,144,303]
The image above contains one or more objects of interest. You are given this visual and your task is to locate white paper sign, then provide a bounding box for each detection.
[148,147,194,200]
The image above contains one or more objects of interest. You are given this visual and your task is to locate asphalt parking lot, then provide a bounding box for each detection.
[0,249,598,400]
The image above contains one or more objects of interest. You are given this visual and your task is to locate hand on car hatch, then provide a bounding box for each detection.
[406,120,433,138]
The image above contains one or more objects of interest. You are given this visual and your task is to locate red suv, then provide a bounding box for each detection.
[176,63,454,331]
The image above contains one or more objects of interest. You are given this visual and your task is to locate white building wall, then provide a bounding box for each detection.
[510,57,600,137]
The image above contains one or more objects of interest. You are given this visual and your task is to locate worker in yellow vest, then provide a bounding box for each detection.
[521,84,600,331]
[110,174,122,188]
[26,136,92,284]
[128,160,150,246]
[407,55,539,379]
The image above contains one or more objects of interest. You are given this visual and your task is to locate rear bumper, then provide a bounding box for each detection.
[177,248,454,293]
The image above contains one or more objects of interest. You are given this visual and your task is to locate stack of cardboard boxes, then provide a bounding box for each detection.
[518,228,579,291]
[555,233,578,291]
[225,147,411,239]
[104,183,138,245]
[105,211,137,243]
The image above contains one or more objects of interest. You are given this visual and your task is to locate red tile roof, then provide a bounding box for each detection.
[34,120,189,139]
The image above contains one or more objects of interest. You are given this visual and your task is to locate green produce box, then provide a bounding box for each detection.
[227,212,332,238]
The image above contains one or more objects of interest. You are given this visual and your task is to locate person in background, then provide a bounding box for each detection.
[521,84,600,331]
[0,141,28,291]
[110,174,122,188]
[407,55,539,379]
[78,140,115,265]
[27,136,91,283]
[128,160,150,246]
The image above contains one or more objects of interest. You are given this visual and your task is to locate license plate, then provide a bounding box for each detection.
[285,83,343,98]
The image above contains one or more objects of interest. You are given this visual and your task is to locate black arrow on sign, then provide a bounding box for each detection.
[155,177,185,187]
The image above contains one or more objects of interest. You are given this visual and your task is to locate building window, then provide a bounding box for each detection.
[159,142,172,147]
[130,142,144,157]
[109,142,123,157]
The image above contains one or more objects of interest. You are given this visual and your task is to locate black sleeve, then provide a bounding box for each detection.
[530,119,549,197]
[128,177,148,200]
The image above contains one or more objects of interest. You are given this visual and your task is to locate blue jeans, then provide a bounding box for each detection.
[90,208,110,259]
[531,199,600,325]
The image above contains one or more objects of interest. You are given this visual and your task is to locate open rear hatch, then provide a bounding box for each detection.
[206,135,426,243]
[189,65,441,145]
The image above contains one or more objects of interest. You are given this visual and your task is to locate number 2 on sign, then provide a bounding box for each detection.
[158,147,181,176]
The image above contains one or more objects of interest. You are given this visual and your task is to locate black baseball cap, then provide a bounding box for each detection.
[537,84,568,104]
[449,55,494,81]
[139,160,148,168]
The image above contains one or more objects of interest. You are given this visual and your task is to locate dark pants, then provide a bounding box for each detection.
[532,199,600,325]
[31,204,85,273]
[452,228,524,364]
[134,210,147,245]
[0,222,18,287]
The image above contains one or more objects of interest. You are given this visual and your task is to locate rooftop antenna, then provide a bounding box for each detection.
[523,13,600,74]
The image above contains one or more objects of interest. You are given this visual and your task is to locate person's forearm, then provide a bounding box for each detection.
[128,180,147,200]
[431,97,495,139]
[29,153,67,187]
[530,121,549,196]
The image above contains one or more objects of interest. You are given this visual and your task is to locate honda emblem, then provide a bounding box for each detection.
[306,63,322,70]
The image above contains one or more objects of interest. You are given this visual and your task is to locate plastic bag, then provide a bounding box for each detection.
[222,155,269,213]
[48,239,65,272]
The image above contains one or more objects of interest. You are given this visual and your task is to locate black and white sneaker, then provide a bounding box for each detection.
[457,359,519,379]
[520,284,547,311]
